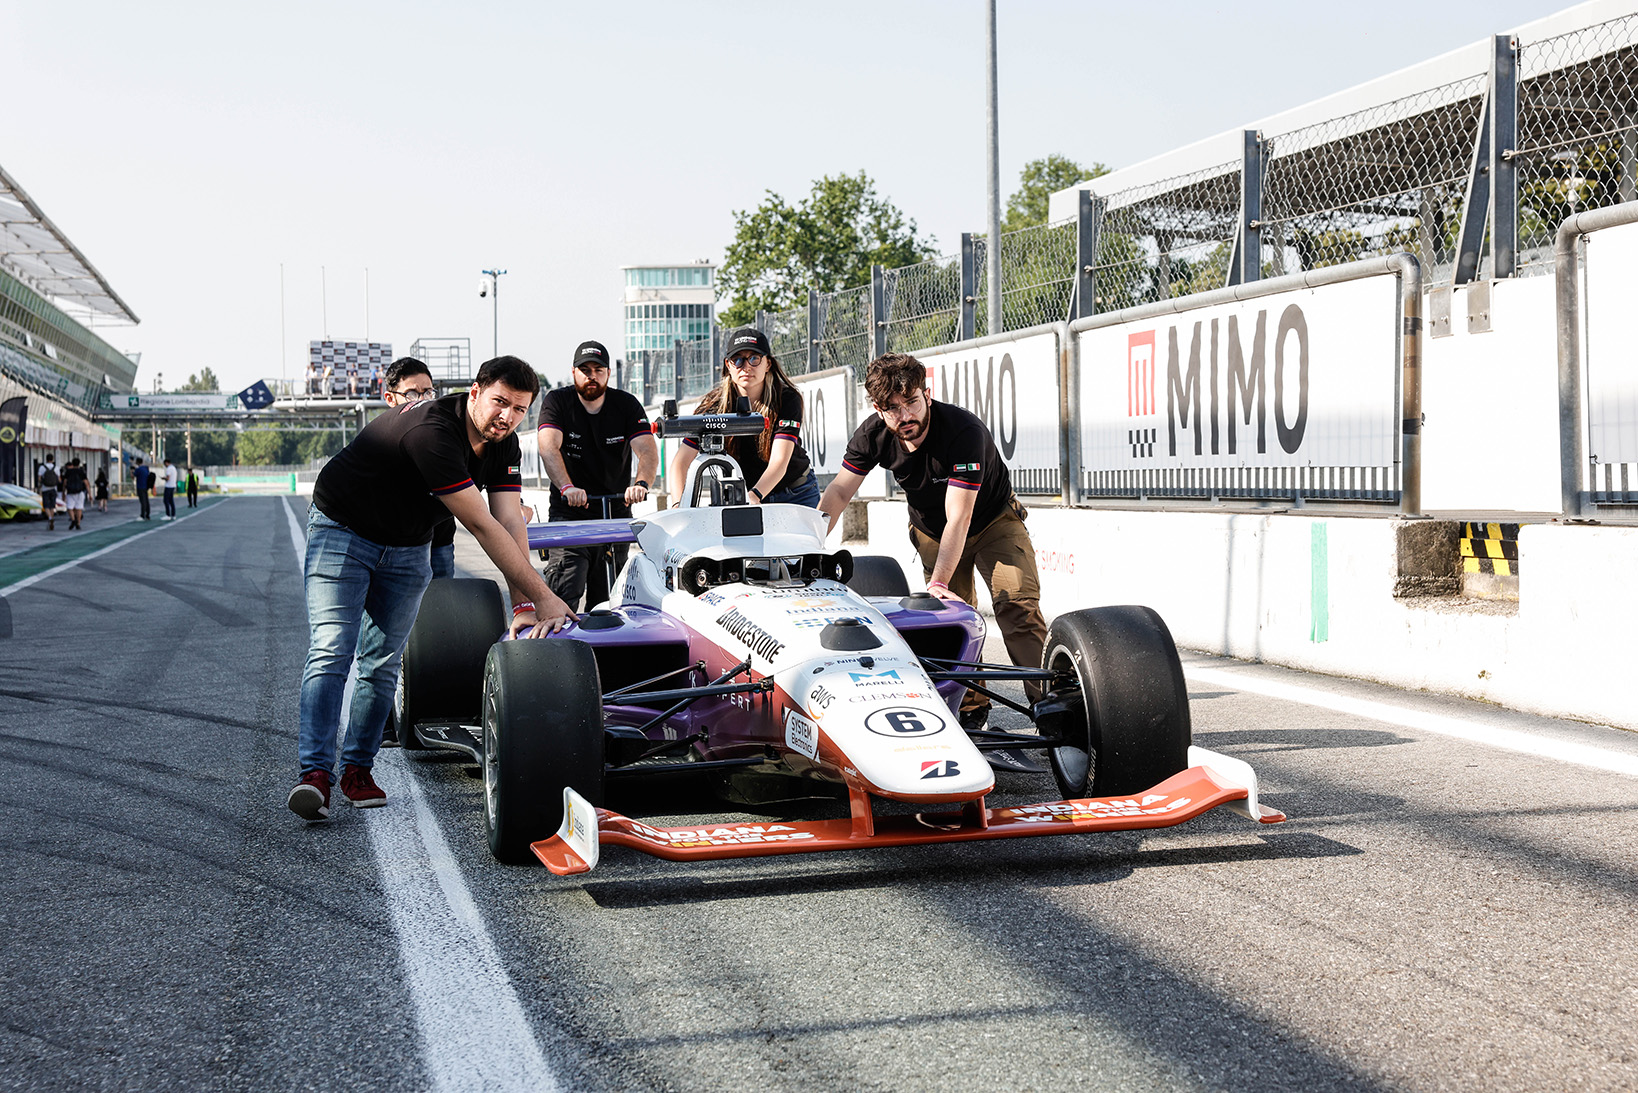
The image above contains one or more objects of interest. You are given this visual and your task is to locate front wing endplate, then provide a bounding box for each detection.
[532,753,1285,876]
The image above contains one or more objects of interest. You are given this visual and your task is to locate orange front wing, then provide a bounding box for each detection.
[531,762,1286,876]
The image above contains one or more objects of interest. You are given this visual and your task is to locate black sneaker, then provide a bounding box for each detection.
[959,707,990,732]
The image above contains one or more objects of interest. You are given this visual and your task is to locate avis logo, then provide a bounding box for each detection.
[920,760,961,779]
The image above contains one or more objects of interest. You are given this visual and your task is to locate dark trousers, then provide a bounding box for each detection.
[543,542,629,612]
[162,488,176,517]
[138,490,151,519]
[187,486,197,507]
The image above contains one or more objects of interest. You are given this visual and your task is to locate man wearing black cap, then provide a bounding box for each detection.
[538,340,658,610]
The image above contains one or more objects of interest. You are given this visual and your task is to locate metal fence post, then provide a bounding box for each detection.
[710,325,721,372]
[1228,130,1264,287]
[614,358,623,392]
[755,309,767,334]
[960,233,977,341]
[673,339,684,404]
[1491,34,1519,278]
[1073,190,1103,320]
[870,264,887,360]
[807,289,820,375]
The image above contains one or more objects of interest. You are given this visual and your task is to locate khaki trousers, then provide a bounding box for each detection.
[910,500,1049,709]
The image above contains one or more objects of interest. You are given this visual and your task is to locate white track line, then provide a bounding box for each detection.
[1185,663,1638,778]
[0,500,218,598]
[282,497,560,1093]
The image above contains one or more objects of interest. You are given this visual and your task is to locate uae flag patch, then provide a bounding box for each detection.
[954,462,980,472]
[507,465,520,475]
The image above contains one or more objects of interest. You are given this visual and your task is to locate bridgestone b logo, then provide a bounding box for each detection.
[716,608,785,661]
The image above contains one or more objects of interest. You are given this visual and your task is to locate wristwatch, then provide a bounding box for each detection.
[635,479,649,490]
[749,486,764,500]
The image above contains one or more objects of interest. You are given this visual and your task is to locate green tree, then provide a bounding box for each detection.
[235,428,295,466]
[180,368,220,392]
[717,171,936,327]
[1002,154,1108,233]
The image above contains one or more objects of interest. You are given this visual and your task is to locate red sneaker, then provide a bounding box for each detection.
[340,764,387,808]
[287,769,332,822]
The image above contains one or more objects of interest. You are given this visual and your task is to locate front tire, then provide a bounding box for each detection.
[398,578,505,749]
[482,639,606,864]
[1043,606,1191,798]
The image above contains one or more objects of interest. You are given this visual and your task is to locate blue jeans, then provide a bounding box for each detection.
[162,488,176,517]
[299,508,432,775]
[430,542,455,579]
[765,468,820,507]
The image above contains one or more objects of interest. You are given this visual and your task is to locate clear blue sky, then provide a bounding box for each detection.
[0,0,1564,392]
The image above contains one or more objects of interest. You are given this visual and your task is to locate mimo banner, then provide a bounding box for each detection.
[1078,277,1400,482]
[913,329,1061,493]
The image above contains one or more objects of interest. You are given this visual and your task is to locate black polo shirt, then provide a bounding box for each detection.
[683,387,810,494]
[538,386,651,519]
[313,392,523,546]
[841,399,1011,539]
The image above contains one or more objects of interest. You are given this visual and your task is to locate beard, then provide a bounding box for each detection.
[895,417,926,443]
[576,379,604,401]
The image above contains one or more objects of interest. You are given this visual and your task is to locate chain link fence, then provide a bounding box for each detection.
[1516,13,1638,272]
[627,11,1638,399]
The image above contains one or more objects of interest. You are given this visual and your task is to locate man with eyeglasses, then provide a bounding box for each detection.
[382,357,457,581]
[817,352,1048,733]
[538,340,658,610]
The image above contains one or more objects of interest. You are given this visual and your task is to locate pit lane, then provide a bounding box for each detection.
[1,495,1634,1091]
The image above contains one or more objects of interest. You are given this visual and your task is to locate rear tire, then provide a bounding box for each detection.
[847,555,912,598]
[482,639,606,864]
[1043,606,1191,798]
[399,578,505,749]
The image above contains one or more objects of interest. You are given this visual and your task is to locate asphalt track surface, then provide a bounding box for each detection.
[1,495,1635,1092]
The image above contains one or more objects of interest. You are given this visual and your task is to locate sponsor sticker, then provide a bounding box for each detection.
[920,760,962,779]
[716,608,786,661]
[783,708,819,759]
[849,669,902,685]
[865,706,946,738]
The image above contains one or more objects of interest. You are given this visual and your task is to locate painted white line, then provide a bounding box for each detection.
[1185,664,1638,778]
[0,500,222,599]
[284,495,560,1092]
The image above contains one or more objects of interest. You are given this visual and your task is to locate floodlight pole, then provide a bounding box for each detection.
[985,0,1002,337]
[481,269,508,362]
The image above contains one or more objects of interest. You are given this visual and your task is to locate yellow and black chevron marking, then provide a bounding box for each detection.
[1460,522,1520,576]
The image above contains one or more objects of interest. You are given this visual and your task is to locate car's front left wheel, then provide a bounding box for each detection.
[482,638,605,864]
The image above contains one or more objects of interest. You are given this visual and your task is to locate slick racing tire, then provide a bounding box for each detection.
[846,555,912,598]
[482,638,605,864]
[399,578,505,750]
[1043,606,1191,798]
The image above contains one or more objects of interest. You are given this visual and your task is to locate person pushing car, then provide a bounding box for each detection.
[817,352,1049,731]
[287,355,577,823]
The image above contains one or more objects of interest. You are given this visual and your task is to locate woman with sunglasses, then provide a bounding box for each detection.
[668,327,820,507]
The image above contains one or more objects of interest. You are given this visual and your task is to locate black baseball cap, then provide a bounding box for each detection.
[722,327,771,361]
[572,340,610,369]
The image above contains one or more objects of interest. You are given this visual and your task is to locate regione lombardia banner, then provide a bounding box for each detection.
[1078,277,1400,473]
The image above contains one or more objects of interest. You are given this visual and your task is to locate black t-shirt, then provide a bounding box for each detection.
[538,386,651,519]
[313,392,523,546]
[684,387,809,495]
[842,399,1012,539]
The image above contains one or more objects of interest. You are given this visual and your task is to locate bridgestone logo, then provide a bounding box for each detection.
[716,608,785,661]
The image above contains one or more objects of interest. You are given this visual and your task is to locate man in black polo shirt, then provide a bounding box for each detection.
[538,340,658,610]
[287,355,576,823]
[817,352,1049,730]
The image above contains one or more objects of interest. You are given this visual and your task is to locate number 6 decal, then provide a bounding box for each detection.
[865,706,946,738]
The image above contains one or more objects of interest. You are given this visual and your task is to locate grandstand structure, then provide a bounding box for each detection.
[0,162,136,486]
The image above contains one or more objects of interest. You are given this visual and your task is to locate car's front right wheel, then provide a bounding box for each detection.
[481,638,605,864]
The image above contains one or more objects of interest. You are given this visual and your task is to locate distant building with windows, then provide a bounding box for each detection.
[621,262,715,364]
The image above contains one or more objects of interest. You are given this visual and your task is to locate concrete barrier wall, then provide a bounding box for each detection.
[863,500,1638,730]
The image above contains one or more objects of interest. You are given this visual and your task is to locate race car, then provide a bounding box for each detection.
[396,402,1284,871]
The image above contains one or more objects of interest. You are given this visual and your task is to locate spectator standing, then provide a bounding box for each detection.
[185,466,199,508]
[36,455,59,531]
[160,458,179,520]
[287,355,576,822]
[61,458,88,530]
[94,466,109,513]
[538,340,658,611]
[668,327,818,507]
[305,361,317,395]
[817,353,1049,731]
[133,457,153,520]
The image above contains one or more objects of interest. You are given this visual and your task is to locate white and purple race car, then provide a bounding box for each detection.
[396,404,1284,871]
